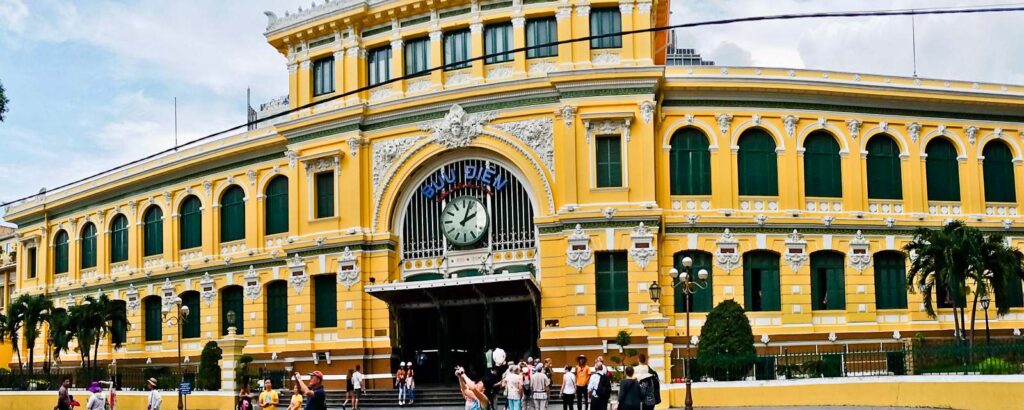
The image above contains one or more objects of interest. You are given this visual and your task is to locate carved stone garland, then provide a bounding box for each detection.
[336,247,360,288]
[848,230,872,272]
[200,272,216,306]
[420,104,496,149]
[583,118,631,144]
[288,254,309,294]
[629,222,656,269]
[782,230,808,272]
[244,265,261,302]
[714,229,740,272]
[371,135,423,200]
[566,224,593,271]
[160,278,176,313]
[492,118,555,175]
[126,284,140,313]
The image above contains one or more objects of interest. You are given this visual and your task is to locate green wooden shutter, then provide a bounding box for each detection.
[444,29,471,69]
[143,207,164,257]
[874,252,908,309]
[314,275,338,328]
[925,139,961,201]
[803,132,843,198]
[221,286,244,335]
[737,130,779,196]
[315,172,335,218]
[810,252,845,310]
[674,251,713,313]
[267,281,289,333]
[866,135,903,200]
[54,231,69,274]
[181,291,200,339]
[145,297,162,341]
[313,57,335,96]
[110,215,129,263]
[111,301,128,344]
[526,18,558,58]
[1003,278,1024,308]
[368,46,391,86]
[404,37,431,76]
[220,186,246,242]
[80,224,97,269]
[744,251,780,311]
[983,141,1016,202]
[596,252,629,312]
[179,196,203,249]
[590,8,622,49]
[485,23,513,63]
[28,247,37,278]
[265,176,289,235]
[669,128,712,195]
[596,136,623,187]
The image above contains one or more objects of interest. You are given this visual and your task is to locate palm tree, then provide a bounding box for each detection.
[99,295,129,356]
[11,294,54,379]
[971,234,1024,344]
[906,222,968,340]
[47,309,74,369]
[1,302,25,372]
[69,297,103,369]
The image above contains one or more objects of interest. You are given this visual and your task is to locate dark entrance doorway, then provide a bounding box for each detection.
[367,273,541,386]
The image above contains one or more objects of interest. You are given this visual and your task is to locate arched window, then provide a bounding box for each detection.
[983,140,1016,203]
[925,138,960,201]
[673,251,713,313]
[803,132,843,198]
[743,251,780,311]
[737,129,778,196]
[143,206,163,257]
[220,186,246,243]
[80,223,97,269]
[314,275,337,328]
[810,251,845,310]
[144,296,162,341]
[265,176,289,235]
[865,135,903,199]
[266,281,289,333]
[110,215,129,263]
[110,300,128,345]
[180,291,201,339]
[874,251,907,309]
[179,196,203,250]
[54,230,69,274]
[221,286,244,335]
[669,128,711,195]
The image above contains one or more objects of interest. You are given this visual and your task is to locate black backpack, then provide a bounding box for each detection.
[639,372,661,406]
[595,373,612,399]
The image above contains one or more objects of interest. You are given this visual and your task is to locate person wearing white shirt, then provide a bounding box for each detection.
[587,364,608,410]
[352,365,365,410]
[147,378,163,410]
[561,366,577,410]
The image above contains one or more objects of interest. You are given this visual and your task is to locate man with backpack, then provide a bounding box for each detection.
[586,364,611,410]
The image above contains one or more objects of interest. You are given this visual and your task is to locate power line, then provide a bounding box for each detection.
[2,4,1023,210]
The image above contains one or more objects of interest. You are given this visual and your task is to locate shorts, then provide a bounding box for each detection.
[355,388,364,397]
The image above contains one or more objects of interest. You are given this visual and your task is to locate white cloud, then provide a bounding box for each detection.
[0,0,29,35]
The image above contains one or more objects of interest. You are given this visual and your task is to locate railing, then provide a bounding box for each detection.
[670,339,1024,382]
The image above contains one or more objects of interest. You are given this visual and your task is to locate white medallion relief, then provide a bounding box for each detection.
[782,230,808,272]
[783,115,798,137]
[244,265,261,302]
[558,105,576,128]
[160,278,176,312]
[287,254,309,294]
[200,272,216,306]
[566,224,593,271]
[492,118,555,175]
[714,229,741,272]
[125,284,139,313]
[420,104,496,150]
[337,246,361,288]
[639,101,655,124]
[629,222,656,269]
[716,114,733,136]
[848,230,872,272]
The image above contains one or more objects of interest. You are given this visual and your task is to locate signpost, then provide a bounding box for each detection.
[178,382,191,410]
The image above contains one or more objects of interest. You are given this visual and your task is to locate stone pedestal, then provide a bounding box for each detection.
[218,327,248,392]
[641,315,671,385]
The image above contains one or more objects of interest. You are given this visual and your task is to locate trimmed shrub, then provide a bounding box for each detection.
[196,341,222,390]
[696,300,756,381]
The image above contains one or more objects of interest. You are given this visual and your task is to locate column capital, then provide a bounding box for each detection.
[512,16,526,28]
[470,22,484,34]
[391,39,404,49]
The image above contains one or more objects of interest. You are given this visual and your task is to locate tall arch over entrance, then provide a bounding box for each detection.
[369,152,541,385]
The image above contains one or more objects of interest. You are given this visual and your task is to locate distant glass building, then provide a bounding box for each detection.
[666,31,714,66]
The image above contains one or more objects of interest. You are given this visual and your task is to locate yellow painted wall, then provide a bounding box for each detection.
[0,391,233,410]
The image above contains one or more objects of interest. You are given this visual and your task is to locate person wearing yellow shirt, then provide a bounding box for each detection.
[287,384,303,410]
[259,379,280,410]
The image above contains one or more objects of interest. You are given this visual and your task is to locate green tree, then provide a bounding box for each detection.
[9,294,54,379]
[196,341,222,390]
[47,309,73,368]
[0,305,24,372]
[0,79,8,122]
[696,299,756,381]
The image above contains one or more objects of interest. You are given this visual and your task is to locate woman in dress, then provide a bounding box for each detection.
[343,369,356,409]
[501,364,524,410]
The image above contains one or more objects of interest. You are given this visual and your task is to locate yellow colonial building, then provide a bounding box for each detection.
[4,0,1024,389]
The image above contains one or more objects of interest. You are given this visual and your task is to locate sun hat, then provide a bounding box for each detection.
[400,361,406,367]
[308,370,324,379]
[87,381,102,393]
[147,378,158,387]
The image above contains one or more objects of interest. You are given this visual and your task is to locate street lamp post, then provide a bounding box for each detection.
[163,297,190,410]
[981,294,992,346]
[664,257,710,410]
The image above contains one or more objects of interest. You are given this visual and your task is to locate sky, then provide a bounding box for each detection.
[1,0,1023,225]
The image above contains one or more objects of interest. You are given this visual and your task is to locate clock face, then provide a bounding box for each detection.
[441,196,489,246]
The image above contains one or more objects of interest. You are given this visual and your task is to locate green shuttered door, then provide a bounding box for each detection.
[181,292,201,339]
[811,251,845,311]
[444,29,471,69]
[744,251,780,311]
[925,139,960,201]
[596,136,623,187]
[484,23,513,63]
[221,286,244,335]
[874,252,908,309]
[866,135,903,200]
[111,301,128,344]
[803,132,843,198]
[526,18,557,58]
[180,196,203,250]
[110,215,129,263]
[983,141,1016,203]
[737,130,778,196]
[590,8,622,49]
[316,172,335,218]
[143,207,163,257]
[596,252,629,312]
[80,224,97,269]
[674,251,713,313]
[265,177,289,235]
[315,275,338,328]
[267,281,289,333]
[54,231,69,274]
[368,46,392,86]
[405,38,431,76]
[220,186,246,242]
[145,297,162,341]
[669,128,711,195]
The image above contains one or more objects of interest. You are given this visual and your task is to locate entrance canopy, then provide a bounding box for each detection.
[366,272,539,309]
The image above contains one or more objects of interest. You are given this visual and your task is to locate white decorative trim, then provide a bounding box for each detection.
[846,119,862,140]
[244,265,261,302]
[420,104,496,149]
[908,123,921,143]
[566,224,593,271]
[288,254,309,294]
[337,247,361,288]
[783,115,798,137]
[528,60,557,75]
[716,113,733,136]
[493,118,555,176]
[629,222,656,269]
[848,230,872,272]
[966,125,979,145]
[200,272,216,306]
[558,105,576,128]
[714,229,740,272]
[372,136,424,202]
[347,137,366,157]
[639,100,655,124]
[782,230,808,272]
[125,284,139,313]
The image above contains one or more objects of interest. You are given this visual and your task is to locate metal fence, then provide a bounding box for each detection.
[671,339,1024,382]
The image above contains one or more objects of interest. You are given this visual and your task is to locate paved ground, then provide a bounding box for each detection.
[336,407,943,410]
